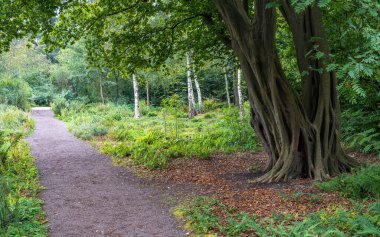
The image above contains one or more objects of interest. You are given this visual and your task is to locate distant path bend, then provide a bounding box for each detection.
[27,108,184,237]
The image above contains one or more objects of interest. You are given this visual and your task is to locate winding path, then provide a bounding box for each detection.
[27,108,184,237]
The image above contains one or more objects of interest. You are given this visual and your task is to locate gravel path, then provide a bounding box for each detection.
[27,108,185,237]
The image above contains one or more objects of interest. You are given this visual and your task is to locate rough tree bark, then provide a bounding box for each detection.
[186,52,197,118]
[223,67,231,108]
[192,63,203,113]
[132,74,141,118]
[214,0,356,182]
[237,69,245,117]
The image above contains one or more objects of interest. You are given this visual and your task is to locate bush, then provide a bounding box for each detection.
[316,164,380,199]
[342,109,380,156]
[203,98,223,112]
[50,97,69,117]
[0,75,32,110]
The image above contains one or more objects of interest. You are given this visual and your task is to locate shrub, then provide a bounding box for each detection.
[50,97,69,117]
[342,109,380,156]
[203,98,223,112]
[316,164,380,199]
[0,75,32,110]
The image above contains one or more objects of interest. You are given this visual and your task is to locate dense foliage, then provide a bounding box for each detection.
[317,165,380,199]
[0,106,46,236]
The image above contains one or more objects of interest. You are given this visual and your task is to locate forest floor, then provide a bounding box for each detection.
[27,108,186,237]
[128,150,379,221]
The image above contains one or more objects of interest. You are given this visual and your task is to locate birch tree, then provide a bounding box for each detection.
[99,78,105,104]
[192,61,203,113]
[186,52,197,118]
[132,74,141,118]
[237,69,245,117]
[223,67,231,108]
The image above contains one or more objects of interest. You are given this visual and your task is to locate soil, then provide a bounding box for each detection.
[27,108,185,237]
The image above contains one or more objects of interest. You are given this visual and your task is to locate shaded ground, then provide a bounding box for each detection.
[27,108,185,237]
[135,151,378,220]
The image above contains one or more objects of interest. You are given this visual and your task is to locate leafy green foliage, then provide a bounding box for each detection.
[0,75,32,110]
[342,109,380,156]
[176,197,380,237]
[0,0,61,53]
[316,165,380,199]
[57,102,257,169]
[0,106,46,236]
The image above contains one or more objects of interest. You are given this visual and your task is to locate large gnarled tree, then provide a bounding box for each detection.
[214,0,356,181]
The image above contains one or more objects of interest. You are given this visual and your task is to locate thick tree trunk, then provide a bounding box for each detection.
[133,74,141,118]
[146,80,150,108]
[237,69,245,117]
[192,63,203,113]
[186,52,197,118]
[223,67,231,108]
[214,0,356,182]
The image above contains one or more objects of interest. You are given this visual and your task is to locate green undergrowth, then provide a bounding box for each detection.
[175,164,380,237]
[316,164,380,199]
[56,102,258,169]
[342,109,380,156]
[175,197,380,237]
[0,105,47,236]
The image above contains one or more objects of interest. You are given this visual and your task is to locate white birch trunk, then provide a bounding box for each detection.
[223,67,231,108]
[192,64,203,113]
[133,74,141,118]
[186,52,197,118]
[237,69,245,117]
[99,78,104,104]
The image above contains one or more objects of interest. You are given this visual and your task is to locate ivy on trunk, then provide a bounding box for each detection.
[214,0,357,182]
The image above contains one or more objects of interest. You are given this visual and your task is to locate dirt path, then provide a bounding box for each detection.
[27,108,185,237]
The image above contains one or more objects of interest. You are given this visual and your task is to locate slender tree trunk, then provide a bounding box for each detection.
[223,67,231,108]
[237,68,245,117]
[146,80,150,108]
[133,74,141,118]
[214,0,356,182]
[231,64,239,106]
[186,52,197,118]
[192,62,203,113]
[99,78,104,104]
[116,71,119,103]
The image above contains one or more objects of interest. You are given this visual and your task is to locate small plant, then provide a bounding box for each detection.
[248,164,260,173]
